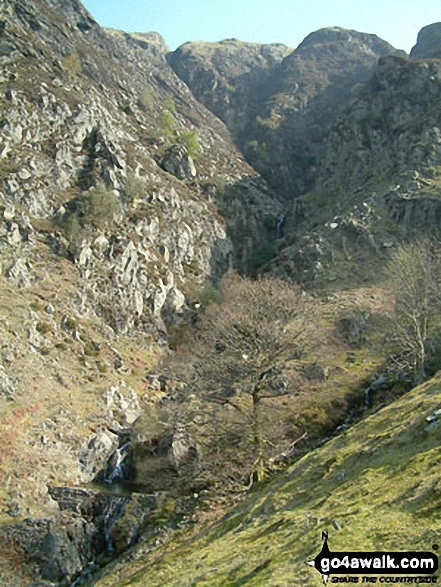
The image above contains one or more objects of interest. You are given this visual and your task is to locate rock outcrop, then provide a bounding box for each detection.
[167,39,292,132]
[273,46,441,286]
[1,0,280,338]
[169,28,403,196]
[410,22,441,59]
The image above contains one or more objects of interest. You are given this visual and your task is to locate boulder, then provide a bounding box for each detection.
[0,367,15,398]
[6,257,33,287]
[79,430,119,481]
[128,408,200,491]
[159,145,197,180]
[104,384,142,426]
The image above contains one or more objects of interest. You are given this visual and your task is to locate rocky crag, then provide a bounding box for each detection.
[169,28,404,196]
[273,36,441,287]
[1,0,281,337]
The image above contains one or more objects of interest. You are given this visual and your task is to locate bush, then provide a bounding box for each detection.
[125,173,145,202]
[351,83,365,96]
[61,52,82,75]
[165,94,176,113]
[197,281,219,311]
[176,130,200,159]
[138,87,155,111]
[247,140,268,163]
[62,184,121,232]
[36,321,52,334]
[256,108,281,130]
[63,212,82,241]
[160,110,176,140]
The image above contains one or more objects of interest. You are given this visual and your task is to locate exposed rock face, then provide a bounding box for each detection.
[169,28,403,196]
[317,55,441,202]
[273,45,441,286]
[1,0,279,338]
[1,487,158,586]
[410,22,441,59]
[167,39,292,132]
[159,144,197,180]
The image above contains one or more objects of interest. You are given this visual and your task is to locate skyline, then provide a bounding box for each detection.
[80,1,440,52]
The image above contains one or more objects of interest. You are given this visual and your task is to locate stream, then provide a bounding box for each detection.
[55,439,141,587]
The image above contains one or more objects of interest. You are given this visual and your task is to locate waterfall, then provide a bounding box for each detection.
[276,212,286,239]
[106,442,130,484]
[103,495,130,553]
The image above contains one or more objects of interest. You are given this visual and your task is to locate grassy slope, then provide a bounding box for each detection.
[97,373,441,587]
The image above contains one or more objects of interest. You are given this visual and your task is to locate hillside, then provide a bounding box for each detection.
[95,373,441,586]
[0,0,283,582]
[169,28,404,196]
[273,48,441,289]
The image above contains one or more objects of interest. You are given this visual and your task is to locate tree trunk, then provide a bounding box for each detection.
[252,388,265,482]
[414,322,426,385]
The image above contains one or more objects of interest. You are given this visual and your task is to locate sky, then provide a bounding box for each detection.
[80,1,440,53]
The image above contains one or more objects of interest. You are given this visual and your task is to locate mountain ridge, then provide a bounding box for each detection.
[168,26,404,196]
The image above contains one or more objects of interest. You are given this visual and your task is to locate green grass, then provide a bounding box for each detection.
[97,373,441,586]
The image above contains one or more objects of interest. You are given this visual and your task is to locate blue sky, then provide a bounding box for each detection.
[81,0,440,52]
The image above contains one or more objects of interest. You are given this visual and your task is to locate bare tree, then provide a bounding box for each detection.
[385,240,441,384]
[167,272,319,484]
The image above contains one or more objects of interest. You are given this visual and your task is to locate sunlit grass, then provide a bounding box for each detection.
[97,374,441,587]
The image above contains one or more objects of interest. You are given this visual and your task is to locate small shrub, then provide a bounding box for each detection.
[256,108,281,130]
[160,110,176,140]
[84,340,100,357]
[61,52,82,75]
[165,94,176,113]
[62,184,121,233]
[78,184,121,228]
[351,82,365,96]
[262,214,277,233]
[63,212,82,240]
[197,281,219,311]
[36,321,52,335]
[176,130,200,159]
[247,140,268,162]
[125,173,145,201]
[248,240,277,273]
[96,361,107,373]
[64,317,78,330]
[138,87,155,111]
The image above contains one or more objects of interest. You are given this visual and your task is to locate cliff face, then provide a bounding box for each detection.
[1,0,281,337]
[317,55,441,196]
[167,39,292,132]
[272,49,441,287]
[169,28,403,196]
